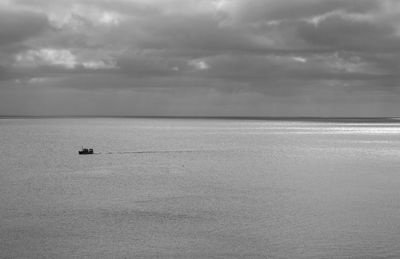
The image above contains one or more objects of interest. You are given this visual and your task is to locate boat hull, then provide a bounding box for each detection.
[79,148,94,155]
[78,151,93,155]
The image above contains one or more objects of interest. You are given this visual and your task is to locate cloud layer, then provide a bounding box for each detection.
[1,0,400,116]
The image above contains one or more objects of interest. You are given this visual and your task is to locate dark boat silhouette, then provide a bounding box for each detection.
[79,147,93,155]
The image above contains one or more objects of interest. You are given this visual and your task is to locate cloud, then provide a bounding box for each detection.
[1,0,399,82]
[16,48,77,68]
[1,0,400,116]
[15,48,117,70]
[297,11,400,52]
[229,0,380,22]
[0,8,49,47]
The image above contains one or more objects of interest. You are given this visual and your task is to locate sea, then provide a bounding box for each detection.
[1,117,400,259]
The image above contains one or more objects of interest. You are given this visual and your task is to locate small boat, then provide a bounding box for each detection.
[79,147,94,155]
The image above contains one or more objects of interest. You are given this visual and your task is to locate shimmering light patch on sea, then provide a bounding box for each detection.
[265,126,400,135]
[224,122,400,135]
[131,120,400,135]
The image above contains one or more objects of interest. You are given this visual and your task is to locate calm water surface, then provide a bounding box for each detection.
[1,118,400,258]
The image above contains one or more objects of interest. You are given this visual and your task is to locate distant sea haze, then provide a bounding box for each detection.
[1,115,400,123]
[1,118,400,258]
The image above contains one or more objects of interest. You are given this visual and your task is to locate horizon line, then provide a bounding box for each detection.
[1,115,400,122]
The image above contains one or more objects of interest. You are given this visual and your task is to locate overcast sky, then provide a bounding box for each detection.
[0,0,400,116]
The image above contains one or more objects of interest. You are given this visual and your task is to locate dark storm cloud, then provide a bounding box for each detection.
[0,9,49,46]
[1,0,399,85]
[1,0,400,116]
[116,53,181,77]
[132,15,255,53]
[233,0,380,22]
[297,13,400,52]
[0,7,51,80]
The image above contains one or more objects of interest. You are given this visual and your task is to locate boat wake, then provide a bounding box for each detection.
[98,150,211,155]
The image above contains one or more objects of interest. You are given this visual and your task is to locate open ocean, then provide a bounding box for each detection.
[1,117,400,259]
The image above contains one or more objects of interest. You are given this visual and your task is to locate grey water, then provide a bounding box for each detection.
[1,118,400,258]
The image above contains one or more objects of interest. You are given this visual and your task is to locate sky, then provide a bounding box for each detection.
[0,0,400,117]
